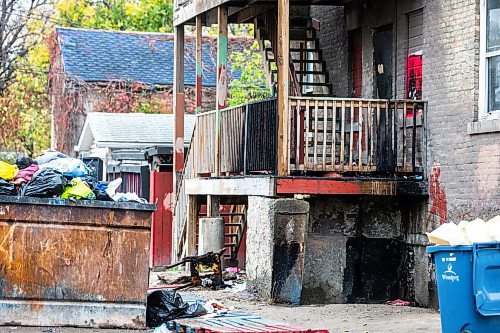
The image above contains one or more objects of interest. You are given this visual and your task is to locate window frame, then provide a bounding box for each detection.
[479,0,500,119]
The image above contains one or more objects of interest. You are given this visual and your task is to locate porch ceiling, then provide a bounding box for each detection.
[174,0,352,26]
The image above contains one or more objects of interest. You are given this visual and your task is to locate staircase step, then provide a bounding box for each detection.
[295,70,328,75]
[290,37,317,42]
[303,93,333,97]
[225,243,236,247]
[290,48,322,53]
[299,82,333,87]
[221,212,245,216]
[290,30,316,40]
[293,59,325,64]
[290,26,316,31]
[225,233,239,237]
[225,223,243,226]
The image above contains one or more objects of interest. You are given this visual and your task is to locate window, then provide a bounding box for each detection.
[480,0,500,117]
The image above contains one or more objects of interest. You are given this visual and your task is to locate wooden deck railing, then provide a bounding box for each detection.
[173,129,196,261]
[191,96,425,177]
[289,97,426,174]
[193,98,278,176]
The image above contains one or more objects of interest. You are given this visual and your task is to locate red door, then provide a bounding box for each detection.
[350,29,363,98]
[150,171,174,267]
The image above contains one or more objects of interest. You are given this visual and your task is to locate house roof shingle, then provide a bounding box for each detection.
[56,27,248,87]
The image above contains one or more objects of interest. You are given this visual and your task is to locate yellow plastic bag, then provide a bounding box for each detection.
[0,161,19,181]
[60,178,96,200]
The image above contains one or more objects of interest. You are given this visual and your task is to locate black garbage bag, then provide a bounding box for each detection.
[16,156,34,170]
[80,176,112,201]
[0,179,16,196]
[20,169,67,197]
[146,290,207,328]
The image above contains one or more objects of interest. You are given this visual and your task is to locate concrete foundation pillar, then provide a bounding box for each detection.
[246,196,309,305]
[198,217,224,255]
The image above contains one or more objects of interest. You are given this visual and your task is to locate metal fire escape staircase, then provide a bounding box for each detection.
[256,15,333,97]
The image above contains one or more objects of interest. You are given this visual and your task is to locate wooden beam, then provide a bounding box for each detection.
[173,25,185,190]
[174,0,227,26]
[276,0,290,176]
[276,178,428,196]
[196,16,203,114]
[215,6,228,177]
[235,4,270,23]
[185,177,276,196]
[216,6,228,110]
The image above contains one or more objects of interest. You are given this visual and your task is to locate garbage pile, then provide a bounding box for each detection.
[0,150,146,203]
[146,289,234,329]
[427,216,500,246]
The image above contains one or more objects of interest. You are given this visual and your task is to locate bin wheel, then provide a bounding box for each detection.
[461,331,472,333]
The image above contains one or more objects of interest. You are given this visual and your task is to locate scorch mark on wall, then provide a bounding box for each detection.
[429,164,447,224]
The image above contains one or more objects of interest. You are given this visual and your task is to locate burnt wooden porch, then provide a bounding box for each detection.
[172,96,428,261]
[192,97,426,177]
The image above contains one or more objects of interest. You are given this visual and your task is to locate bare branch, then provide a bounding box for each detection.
[0,0,54,95]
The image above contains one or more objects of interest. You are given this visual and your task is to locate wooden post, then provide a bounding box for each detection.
[276,0,289,176]
[216,7,228,110]
[196,16,203,114]
[186,195,198,256]
[215,6,228,176]
[207,195,220,217]
[173,25,185,190]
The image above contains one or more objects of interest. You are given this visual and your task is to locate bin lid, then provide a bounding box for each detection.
[473,242,500,316]
[426,245,472,254]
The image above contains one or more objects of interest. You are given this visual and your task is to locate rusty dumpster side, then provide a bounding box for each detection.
[0,196,155,329]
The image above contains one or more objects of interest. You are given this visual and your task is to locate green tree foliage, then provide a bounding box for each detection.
[55,0,174,32]
[228,41,271,107]
[0,0,175,156]
[0,40,51,156]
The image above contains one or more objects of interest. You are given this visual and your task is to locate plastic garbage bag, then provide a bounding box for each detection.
[487,216,500,242]
[0,179,16,196]
[20,169,67,198]
[426,222,469,246]
[154,324,169,333]
[0,161,19,181]
[60,178,96,200]
[15,156,34,170]
[465,218,491,244]
[40,158,90,178]
[14,164,39,182]
[34,150,68,165]
[105,177,122,197]
[79,176,112,201]
[112,192,148,204]
[146,290,207,328]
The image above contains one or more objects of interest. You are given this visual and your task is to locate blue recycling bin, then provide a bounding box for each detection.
[427,243,500,333]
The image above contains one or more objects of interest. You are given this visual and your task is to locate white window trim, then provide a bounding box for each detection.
[479,0,500,120]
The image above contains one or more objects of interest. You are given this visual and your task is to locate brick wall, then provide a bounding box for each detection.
[310,6,349,97]
[309,0,499,227]
[424,0,499,226]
